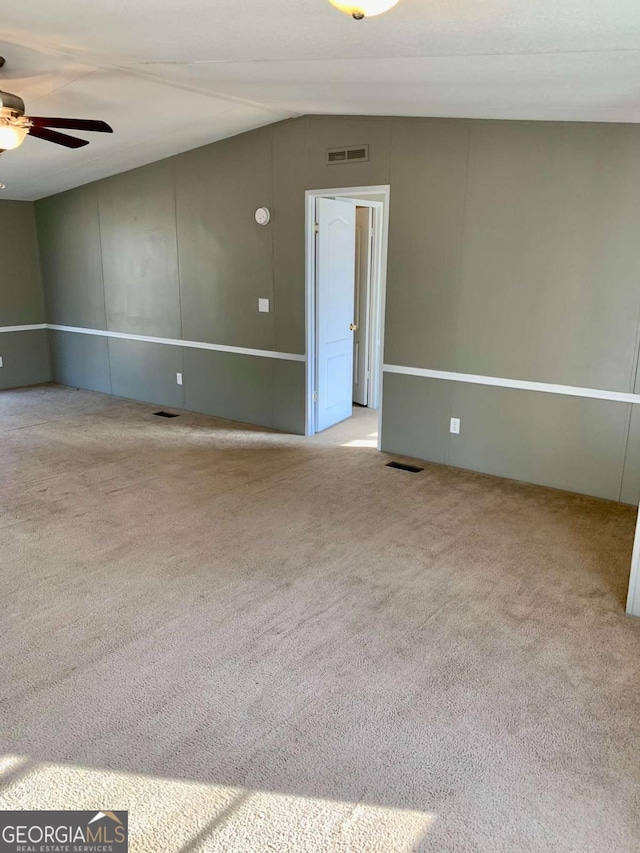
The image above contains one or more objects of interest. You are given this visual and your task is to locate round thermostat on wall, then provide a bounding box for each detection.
[255,207,271,226]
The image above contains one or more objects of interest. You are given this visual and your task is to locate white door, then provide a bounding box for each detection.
[316,197,356,432]
[353,206,372,406]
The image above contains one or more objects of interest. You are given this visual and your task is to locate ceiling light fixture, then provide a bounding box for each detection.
[328,0,401,19]
[0,120,28,151]
[0,87,30,152]
[0,60,113,155]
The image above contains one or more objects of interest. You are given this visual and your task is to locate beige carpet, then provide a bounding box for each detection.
[1,384,640,852]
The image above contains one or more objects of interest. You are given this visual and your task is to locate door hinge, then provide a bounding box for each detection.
[314,223,319,234]
[313,390,318,402]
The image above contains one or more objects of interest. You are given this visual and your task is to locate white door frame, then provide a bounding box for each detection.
[352,206,373,407]
[305,185,390,441]
[627,511,640,616]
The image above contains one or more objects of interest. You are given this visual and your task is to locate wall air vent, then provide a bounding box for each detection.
[327,145,369,165]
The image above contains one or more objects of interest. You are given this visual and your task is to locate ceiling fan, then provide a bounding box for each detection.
[0,57,113,153]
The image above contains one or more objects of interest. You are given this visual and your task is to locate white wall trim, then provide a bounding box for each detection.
[45,324,305,362]
[0,324,47,333]
[383,364,640,406]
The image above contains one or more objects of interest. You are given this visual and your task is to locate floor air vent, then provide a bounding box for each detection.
[386,461,424,473]
[327,144,369,165]
[153,411,179,418]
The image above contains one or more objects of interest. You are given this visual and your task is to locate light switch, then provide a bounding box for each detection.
[258,298,270,313]
[0,357,3,368]
[176,372,183,385]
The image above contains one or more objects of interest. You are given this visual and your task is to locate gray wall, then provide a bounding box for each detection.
[382,118,640,505]
[0,200,50,390]
[35,115,640,502]
[37,127,306,433]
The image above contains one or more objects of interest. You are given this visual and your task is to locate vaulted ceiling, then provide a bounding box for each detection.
[2,0,640,200]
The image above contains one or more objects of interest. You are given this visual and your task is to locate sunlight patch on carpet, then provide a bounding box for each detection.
[0,756,435,853]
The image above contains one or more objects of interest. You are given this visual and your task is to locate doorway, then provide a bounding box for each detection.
[305,185,390,440]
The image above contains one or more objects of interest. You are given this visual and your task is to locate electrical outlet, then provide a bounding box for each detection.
[450,417,460,435]
[176,372,183,386]
[258,298,270,313]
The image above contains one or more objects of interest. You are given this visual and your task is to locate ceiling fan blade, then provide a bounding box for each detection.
[28,126,89,149]
[29,117,113,133]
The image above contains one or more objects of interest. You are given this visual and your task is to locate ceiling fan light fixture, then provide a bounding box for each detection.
[0,76,112,154]
[0,122,28,150]
[328,0,401,18]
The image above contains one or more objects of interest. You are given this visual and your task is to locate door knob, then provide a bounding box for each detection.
[349,324,357,331]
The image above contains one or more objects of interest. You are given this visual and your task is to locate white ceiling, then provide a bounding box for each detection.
[2,0,640,200]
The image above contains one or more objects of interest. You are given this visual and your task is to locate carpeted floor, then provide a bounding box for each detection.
[1,384,640,852]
